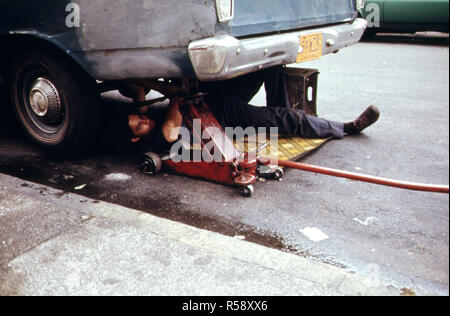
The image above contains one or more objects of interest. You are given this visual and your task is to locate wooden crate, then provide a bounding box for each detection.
[283,67,319,116]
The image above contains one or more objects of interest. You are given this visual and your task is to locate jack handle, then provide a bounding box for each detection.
[274,160,449,194]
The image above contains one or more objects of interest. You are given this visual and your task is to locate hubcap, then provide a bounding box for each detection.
[28,77,62,123]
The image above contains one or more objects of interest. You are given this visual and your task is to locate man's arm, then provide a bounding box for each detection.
[119,83,150,114]
[161,96,183,143]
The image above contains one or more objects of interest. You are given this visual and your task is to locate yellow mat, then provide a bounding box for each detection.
[234,136,330,162]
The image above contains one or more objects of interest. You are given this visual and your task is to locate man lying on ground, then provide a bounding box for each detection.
[119,66,380,151]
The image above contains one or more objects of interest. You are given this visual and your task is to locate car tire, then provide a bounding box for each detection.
[9,49,100,154]
[362,28,378,40]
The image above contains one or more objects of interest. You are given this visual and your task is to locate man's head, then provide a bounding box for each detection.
[127,114,157,143]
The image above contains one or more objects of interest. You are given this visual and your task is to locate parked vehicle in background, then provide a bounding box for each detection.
[0,0,367,153]
[361,0,449,34]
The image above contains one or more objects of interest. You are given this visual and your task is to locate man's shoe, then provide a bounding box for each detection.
[352,105,380,134]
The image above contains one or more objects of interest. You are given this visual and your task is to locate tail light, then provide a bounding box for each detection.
[356,0,365,10]
[216,0,234,23]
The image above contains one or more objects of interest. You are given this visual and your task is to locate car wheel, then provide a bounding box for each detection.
[362,28,378,40]
[9,49,100,154]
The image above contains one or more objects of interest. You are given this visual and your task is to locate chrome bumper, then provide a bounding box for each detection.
[188,18,368,81]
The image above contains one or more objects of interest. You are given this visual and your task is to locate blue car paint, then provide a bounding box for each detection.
[231,0,356,37]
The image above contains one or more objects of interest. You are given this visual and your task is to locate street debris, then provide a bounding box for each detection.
[104,173,132,182]
[81,215,94,222]
[63,174,75,181]
[74,184,87,190]
[299,227,330,242]
[353,217,379,226]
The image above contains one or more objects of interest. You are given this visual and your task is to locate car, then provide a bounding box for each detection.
[361,0,449,34]
[0,0,367,153]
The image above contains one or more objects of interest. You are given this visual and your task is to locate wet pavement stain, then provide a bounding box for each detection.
[0,154,296,255]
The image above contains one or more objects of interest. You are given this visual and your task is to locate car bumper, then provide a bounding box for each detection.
[188,18,368,81]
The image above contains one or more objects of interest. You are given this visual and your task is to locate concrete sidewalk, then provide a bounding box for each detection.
[0,173,414,296]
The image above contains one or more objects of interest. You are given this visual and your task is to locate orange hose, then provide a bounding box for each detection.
[276,160,450,194]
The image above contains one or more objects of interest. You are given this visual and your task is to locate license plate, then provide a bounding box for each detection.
[296,33,323,63]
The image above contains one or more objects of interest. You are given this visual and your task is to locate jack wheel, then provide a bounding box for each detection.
[140,152,162,175]
[240,185,255,198]
[273,168,284,180]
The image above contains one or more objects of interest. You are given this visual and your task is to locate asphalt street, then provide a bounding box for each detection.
[0,33,449,295]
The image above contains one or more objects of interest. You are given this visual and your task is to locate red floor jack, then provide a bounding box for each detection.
[139,93,449,197]
[140,95,283,197]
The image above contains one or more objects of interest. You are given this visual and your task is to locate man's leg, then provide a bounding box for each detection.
[221,101,380,139]
[258,66,290,108]
[200,66,289,106]
[200,72,265,104]
[220,99,344,139]
[253,106,345,139]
